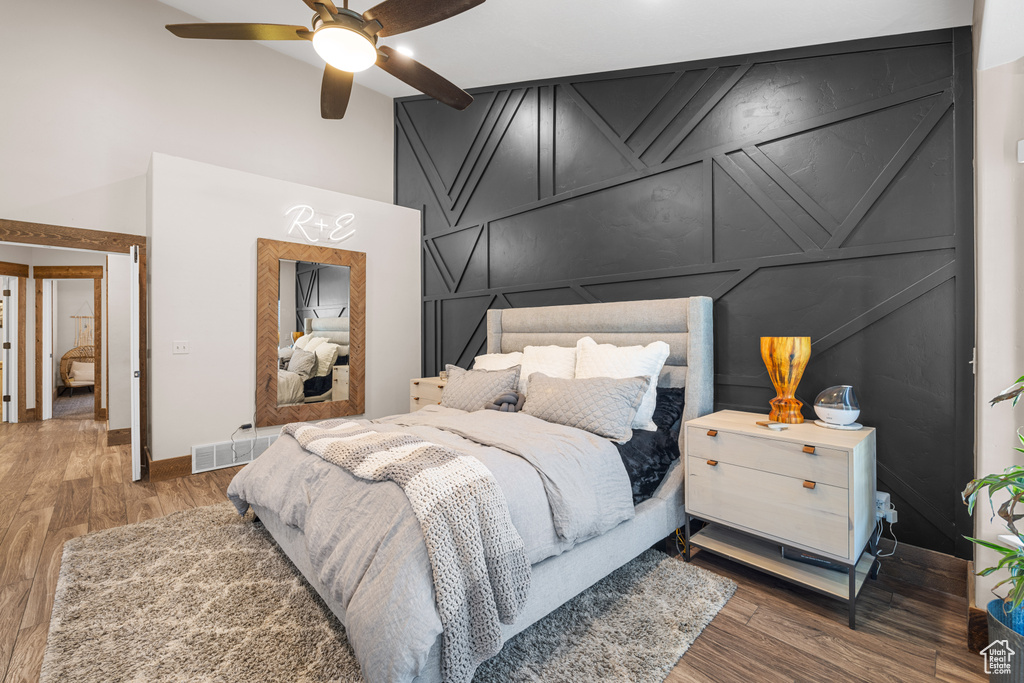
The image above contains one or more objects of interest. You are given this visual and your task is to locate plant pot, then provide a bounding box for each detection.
[987,599,1024,681]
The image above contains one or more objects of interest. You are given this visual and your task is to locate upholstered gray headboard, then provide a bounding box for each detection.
[304,317,351,356]
[486,297,713,423]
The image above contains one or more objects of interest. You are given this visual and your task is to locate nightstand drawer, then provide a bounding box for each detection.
[686,456,850,558]
[410,379,444,403]
[687,426,848,489]
[410,395,442,411]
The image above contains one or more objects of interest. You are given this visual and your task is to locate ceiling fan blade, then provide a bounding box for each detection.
[363,0,485,37]
[299,0,339,14]
[376,46,472,110]
[321,65,354,119]
[166,23,310,41]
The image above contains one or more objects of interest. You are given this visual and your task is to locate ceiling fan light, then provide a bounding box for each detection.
[312,25,377,72]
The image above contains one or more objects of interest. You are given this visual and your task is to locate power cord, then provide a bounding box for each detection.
[876,501,899,558]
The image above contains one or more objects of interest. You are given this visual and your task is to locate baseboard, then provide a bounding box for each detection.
[877,537,968,598]
[148,454,191,482]
[106,428,131,447]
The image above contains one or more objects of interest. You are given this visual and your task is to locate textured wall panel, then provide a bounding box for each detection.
[396,29,974,557]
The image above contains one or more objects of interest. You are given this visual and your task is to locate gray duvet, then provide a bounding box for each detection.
[227,405,634,682]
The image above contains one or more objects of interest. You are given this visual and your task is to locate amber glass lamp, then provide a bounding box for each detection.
[760,337,811,423]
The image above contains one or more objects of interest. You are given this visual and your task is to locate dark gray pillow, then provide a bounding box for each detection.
[441,364,521,412]
[287,347,317,379]
[522,373,650,441]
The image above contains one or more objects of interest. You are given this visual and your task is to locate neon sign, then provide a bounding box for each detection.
[285,205,356,244]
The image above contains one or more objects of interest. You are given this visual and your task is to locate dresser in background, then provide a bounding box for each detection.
[683,410,878,628]
[410,376,446,412]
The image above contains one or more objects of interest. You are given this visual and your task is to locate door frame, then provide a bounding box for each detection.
[34,265,104,421]
[0,219,148,470]
[0,261,28,422]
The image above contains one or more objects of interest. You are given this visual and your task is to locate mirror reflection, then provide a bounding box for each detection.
[276,259,351,407]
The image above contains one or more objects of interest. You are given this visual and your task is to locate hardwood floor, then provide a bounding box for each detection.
[0,417,241,683]
[0,418,985,682]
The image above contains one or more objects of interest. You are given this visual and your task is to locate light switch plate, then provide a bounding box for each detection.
[172,340,190,355]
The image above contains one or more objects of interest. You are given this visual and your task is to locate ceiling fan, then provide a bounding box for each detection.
[166,0,483,119]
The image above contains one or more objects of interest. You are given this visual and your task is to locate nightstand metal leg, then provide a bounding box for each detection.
[683,515,691,562]
[848,566,857,629]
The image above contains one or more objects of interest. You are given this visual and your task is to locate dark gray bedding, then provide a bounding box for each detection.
[226,405,634,682]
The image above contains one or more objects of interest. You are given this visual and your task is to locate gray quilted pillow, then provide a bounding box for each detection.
[522,373,650,441]
[287,347,317,379]
[441,364,521,412]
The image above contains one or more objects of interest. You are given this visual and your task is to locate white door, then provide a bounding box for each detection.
[129,246,142,481]
[41,280,54,420]
[1,277,9,423]
[3,277,17,423]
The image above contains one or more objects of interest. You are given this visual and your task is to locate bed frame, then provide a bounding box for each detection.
[301,317,350,403]
[254,296,713,681]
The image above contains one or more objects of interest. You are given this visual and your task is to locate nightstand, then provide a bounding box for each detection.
[332,365,350,402]
[410,376,446,412]
[683,410,878,628]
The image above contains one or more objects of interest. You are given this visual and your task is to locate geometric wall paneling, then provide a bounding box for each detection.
[572,71,679,139]
[672,43,954,161]
[488,164,705,290]
[555,84,639,193]
[397,28,974,557]
[844,109,956,248]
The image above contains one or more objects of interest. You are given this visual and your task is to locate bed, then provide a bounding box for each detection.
[232,296,713,682]
[278,317,351,405]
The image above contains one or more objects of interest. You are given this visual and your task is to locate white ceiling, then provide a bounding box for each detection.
[157,0,974,99]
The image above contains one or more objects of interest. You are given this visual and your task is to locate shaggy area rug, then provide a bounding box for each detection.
[41,503,735,683]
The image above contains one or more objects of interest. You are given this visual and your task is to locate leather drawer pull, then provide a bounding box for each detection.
[413,381,420,385]
[707,430,718,437]
[803,480,816,489]
[707,460,718,467]
[803,445,815,455]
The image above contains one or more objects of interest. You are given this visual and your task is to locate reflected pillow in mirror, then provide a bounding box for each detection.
[313,342,341,377]
[441,364,520,412]
[293,334,312,350]
[303,337,330,353]
[472,351,524,371]
[287,347,317,379]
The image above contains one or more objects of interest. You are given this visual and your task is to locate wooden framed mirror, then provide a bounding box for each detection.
[255,238,365,427]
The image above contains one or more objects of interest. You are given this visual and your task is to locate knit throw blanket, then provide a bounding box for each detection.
[283,420,531,683]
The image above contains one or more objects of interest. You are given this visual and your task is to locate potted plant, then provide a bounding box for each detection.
[963,376,1024,671]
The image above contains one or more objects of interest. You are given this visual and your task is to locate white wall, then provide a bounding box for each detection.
[148,154,420,460]
[107,255,132,430]
[973,0,1024,602]
[0,0,394,238]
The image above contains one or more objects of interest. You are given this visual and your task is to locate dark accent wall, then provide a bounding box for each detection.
[395,29,975,558]
[295,261,349,331]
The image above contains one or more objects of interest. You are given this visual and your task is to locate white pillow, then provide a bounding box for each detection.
[519,344,577,395]
[70,361,95,382]
[313,342,341,377]
[472,351,524,371]
[303,337,330,354]
[293,334,312,350]
[574,336,670,431]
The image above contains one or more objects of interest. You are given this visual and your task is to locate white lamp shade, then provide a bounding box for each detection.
[312,26,377,73]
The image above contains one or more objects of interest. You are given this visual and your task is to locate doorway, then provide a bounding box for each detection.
[0,219,147,480]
